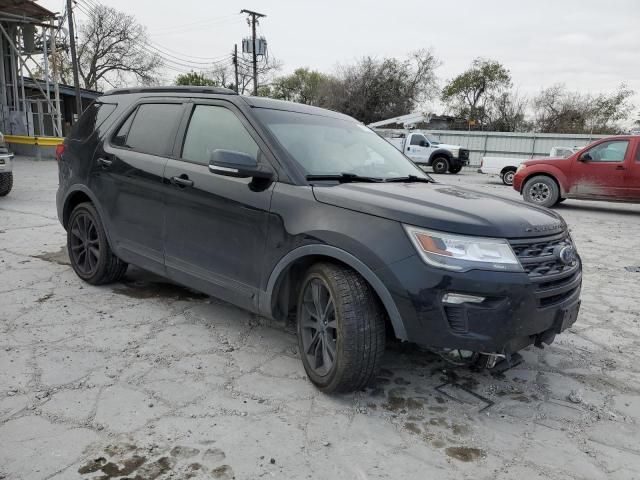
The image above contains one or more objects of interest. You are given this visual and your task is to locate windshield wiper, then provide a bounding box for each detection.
[384,175,433,183]
[306,173,385,183]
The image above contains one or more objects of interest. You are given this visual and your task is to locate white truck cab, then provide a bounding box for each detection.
[381,131,469,174]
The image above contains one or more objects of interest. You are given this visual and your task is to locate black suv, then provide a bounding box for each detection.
[56,87,582,393]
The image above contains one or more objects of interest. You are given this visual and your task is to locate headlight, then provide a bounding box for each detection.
[448,148,460,158]
[516,163,526,173]
[404,225,522,272]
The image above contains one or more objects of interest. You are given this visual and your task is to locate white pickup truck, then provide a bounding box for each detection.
[379,131,470,174]
[0,132,14,196]
[480,146,580,185]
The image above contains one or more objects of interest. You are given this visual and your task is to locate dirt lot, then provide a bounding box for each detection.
[1,159,639,480]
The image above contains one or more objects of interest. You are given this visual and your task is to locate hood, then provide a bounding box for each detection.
[313,182,566,239]
[523,156,569,166]
[434,143,461,150]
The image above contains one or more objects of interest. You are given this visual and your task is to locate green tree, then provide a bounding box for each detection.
[442,58,511,127]
[175,71,218,86]
[270,68,332,105]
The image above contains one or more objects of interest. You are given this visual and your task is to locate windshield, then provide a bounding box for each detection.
[254,109,430,180]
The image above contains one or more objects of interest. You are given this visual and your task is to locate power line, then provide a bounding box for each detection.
[73,1,234,72]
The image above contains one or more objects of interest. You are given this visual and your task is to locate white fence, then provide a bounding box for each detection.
[426,131,607,166]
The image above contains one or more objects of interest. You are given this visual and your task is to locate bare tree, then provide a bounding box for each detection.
[533,84,634,134]
[77,5,161,90]
[488,90,529,132]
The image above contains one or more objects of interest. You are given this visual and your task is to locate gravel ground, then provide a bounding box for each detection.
[1,159,639,480]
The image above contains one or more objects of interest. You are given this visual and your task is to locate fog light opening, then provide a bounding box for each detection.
[442,293,486,305]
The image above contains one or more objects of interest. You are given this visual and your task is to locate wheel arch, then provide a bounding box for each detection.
[522,171,566,197]
[500,165,517,175]
[260,245,408,341]
[429,149,452,163]
[62,185,117,249]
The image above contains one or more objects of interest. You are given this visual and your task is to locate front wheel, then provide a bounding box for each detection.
[522,175,560,207]
[296,263,385,393]
[432,157,449,174]
[448,165,462,174]
[67,202,128,285]
[0,172,13,196]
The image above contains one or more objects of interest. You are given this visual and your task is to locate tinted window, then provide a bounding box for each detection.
[585,140,629,162]
[112,111,135,147]
[254,108,429,179]
[182,105,259,165]
[117,103,183,156]
[410,134,427,146]
[70,102,116,141]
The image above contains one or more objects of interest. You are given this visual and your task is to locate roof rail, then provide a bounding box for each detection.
[103,86,238,96]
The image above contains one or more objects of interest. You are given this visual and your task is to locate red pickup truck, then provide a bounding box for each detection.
[513,135,640,207]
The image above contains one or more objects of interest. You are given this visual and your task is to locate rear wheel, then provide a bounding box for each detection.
[501,168,516,186]
[0,172,13,196]
[522,175,560,207]
[67,202,128,285]
[432,157,449,174]
[296,263,385,393]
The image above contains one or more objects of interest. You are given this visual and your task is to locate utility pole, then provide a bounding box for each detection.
[233,43,239,93]
[240,9,265,96]
[66,0,82,118]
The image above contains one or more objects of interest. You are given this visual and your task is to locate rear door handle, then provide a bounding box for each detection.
[97,157,112,168]
[170,175,194,187]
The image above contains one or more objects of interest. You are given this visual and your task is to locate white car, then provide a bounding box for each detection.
[480,146,580,186]
[0,132,14,196]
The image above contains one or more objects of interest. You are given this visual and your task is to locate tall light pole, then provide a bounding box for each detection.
[240,9,265,96]
[66,0,82,117]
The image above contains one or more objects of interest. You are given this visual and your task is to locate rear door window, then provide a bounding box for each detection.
[113,103,183,156]
[70,102,117,141]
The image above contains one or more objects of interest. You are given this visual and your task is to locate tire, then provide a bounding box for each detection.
[432,156,449,174]
[0,172,13,196]
[296,263,385,393]
[67,202,128,285]
[501,168,516,186]
[522,175,560,207]
[448,165,462,174]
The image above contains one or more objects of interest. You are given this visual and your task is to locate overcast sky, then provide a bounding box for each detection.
[40,0,640,115]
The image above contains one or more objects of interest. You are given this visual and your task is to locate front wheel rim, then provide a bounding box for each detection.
[69,213,100,276]
[529,182,551,202]
[300,278,337,377]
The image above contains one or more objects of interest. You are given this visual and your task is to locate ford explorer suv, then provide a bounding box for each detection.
[56,87,582,393]
[514,136,640,207]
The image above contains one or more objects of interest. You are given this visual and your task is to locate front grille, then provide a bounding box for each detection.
[459,149,470,160]
[510,232,581,307]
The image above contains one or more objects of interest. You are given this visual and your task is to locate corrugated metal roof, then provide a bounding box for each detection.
[0,0,56,19]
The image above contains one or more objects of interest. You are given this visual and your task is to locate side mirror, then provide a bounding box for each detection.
[579,153,592,162]
[209,149,273,179]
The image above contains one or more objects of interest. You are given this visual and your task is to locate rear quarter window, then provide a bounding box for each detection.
[69,102,117,142]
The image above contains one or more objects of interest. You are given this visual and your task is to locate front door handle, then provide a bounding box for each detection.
[170,175,194,188]
[97,157,112,168]
[615,165,626,170]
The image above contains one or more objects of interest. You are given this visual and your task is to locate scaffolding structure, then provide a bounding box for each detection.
[0,0,63,137]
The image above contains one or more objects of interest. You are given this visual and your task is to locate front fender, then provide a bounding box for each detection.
[521,165,569,195]
[428,149,453,163]
[260,244,408,340]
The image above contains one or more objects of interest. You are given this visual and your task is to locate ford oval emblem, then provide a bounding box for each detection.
[556,245,576,265]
